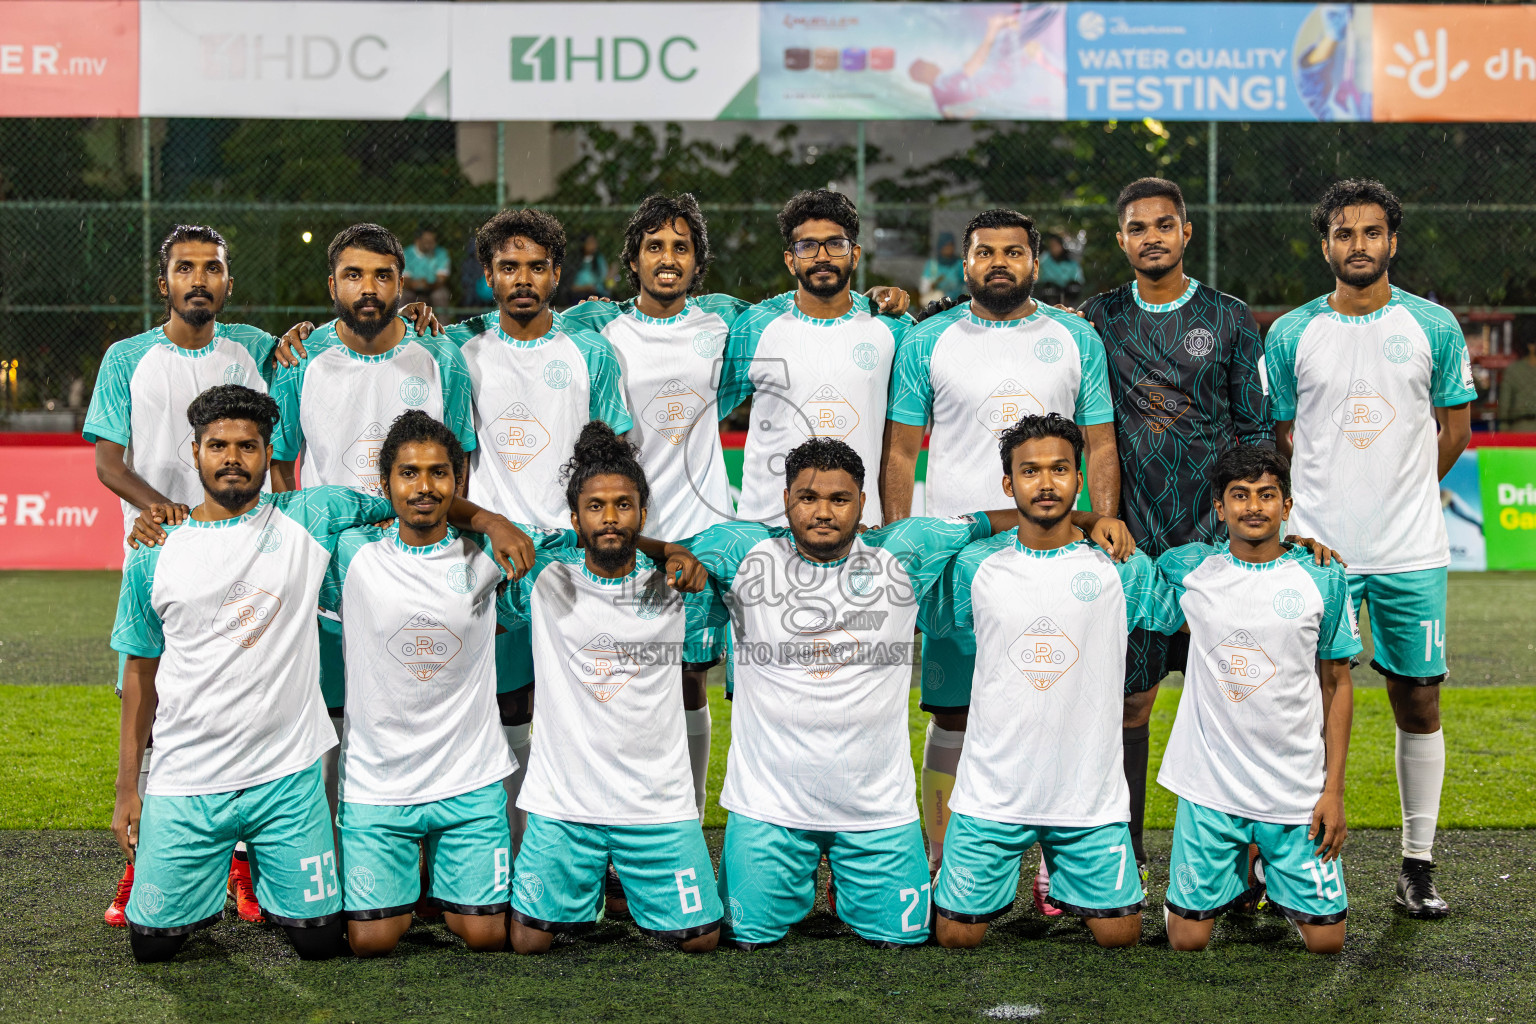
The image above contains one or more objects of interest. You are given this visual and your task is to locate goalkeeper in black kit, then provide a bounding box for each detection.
[1078,177,1273,880]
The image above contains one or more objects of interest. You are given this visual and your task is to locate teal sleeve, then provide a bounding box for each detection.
[560,300,623,334]
[917,532,1007,645]
[320,528,379,614]
[886,315,939,427]
[431,339,478,453]
[1406,297,1479,407]
[717,300,781,415]
[269,360,306,462]
[277,487,394,542]
[111,542,165,658]
[228,325,280,388]
[1155,542,1217,600]
[679,522,775,594]
[1301,559,1364,660]
[1264,306,1311,422]
[493,551,562,627]
[82,339,147,446]
[863,512,993,599]
[695,293,753,329]
[1116,552,1183,634]
[443,312,498,349]
[572,330,633,434]
[1071,321,1115,426]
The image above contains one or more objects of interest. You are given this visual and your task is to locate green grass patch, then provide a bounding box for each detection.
[6,683,1534,831]
[0,571,120,687]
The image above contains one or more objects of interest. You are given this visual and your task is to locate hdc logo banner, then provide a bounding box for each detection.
[450,2,760,120]
[0,0,139,116]
[1065,2,1373,121]
[138,1,451,118]
[1372,5,1536,122]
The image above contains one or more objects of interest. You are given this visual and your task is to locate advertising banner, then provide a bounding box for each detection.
[758,2,1066,119]
[0,0,139,117]
[1477,447,1536,570]
[0,446,123,571]
[1441,449,1486,572]
[1065,2,1373,121]
[1372,4,1536,122]
[450,2,760,121]
[138,1,450,119]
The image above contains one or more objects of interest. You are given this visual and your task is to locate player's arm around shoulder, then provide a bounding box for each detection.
[1116,549,1185,635]
[319,524,387,615]
[863,511,995,597]
[568,326,633,434]
[272,486,395,542]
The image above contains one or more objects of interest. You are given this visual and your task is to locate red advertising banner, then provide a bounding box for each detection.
[0,444,123,570]
[0,0,139,116]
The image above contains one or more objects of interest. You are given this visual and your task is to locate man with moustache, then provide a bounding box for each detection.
[882,208,1117,890]
[1079,178,1272,879]
[267,223,477,834]
[1265,179,1474,919]
[445,208,632,858]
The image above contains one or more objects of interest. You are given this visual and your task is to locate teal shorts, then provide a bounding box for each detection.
[919,632,975,713]
[495,623,535,695]
[717,812,931,948]
[683,604,725,671]
[1348,568,1447,682]
[511,813,722,940]
[934,812,1144,922]
[127,759,340,935]
[318,612,345,710]
[340,782,511,919]
[1167,797,1347,925]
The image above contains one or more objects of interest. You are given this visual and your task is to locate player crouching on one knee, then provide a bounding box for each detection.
[1156,446,1356,955]
[917,414,1173,951]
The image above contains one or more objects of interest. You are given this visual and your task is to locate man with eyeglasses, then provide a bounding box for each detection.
[721,189,911,529]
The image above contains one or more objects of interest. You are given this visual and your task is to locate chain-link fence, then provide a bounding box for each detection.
[3,116,1535,421]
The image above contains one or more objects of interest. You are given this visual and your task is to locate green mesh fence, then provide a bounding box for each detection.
[1,117,1534,416]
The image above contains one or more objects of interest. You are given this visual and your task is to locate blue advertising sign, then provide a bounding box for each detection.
[1065,2,1373,121]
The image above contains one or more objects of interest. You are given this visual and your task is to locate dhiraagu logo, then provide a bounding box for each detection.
[511,35,700,83]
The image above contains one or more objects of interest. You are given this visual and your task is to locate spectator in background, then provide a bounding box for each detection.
[919,232,964,304]
[1036,232,1085,306]
[462,236,495,308]
[1498,325,1536,433]
[403,228,452,309]
[566,234,611,302]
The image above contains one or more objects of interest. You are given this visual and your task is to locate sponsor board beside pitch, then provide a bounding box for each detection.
[1371,4,1536,122]
[0,446,122,570]
[1477,448,1536,570]
[449,2,761,120]
[0,0,139,116]
[138,0,451,118]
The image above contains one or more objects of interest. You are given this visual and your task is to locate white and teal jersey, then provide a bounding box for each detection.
[1157,542,1362,825]
[499,547,706,826]
[684,513,993,831]
[110,487,393,797]
[929,535,1181,827]
[270,321,475,496]
[83,323,275,537]
[563,295,749,539]
[1265,287,1477,574]
[888,303,1113,517]
[448,315,633,529]
[721,295,907,528]
[320,524,524,806]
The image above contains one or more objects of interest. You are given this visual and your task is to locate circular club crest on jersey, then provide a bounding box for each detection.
[1383,334,1413,364]
[256,525,283,554]
[922,660,945,691]
[692,330,724,358]
[516,872,545,903]
[348,865,376,898]
[1182,328,1216,358]
[1272,588,1305,619]
[724,896,744,926]
[447,563,477,595]
[399,375,429,407]
[222,363,249,386]
[1070,571,1102,602]
[949,865,977,898]
[542,359,573,390]
[1174,862,1199,896]
[1034,337,1064,363]
[634,587,665,620]
[851,341,880,370]
[136,882,166,915]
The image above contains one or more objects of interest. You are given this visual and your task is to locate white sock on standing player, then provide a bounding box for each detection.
[684,706,711,821]
[1396,727,1445,860]
[503,723,532,855]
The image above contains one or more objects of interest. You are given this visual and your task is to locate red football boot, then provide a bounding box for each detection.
[105,862,134,928]
[228,854,266,924]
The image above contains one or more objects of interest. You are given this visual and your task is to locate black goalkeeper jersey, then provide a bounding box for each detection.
[1081,279,1271,556]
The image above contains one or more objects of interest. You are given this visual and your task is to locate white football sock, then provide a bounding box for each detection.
[504,723,532,856]
[684,706,712,821]
[136,747,152,800]
[920,723,965,869]
[1396,727,1445,860]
